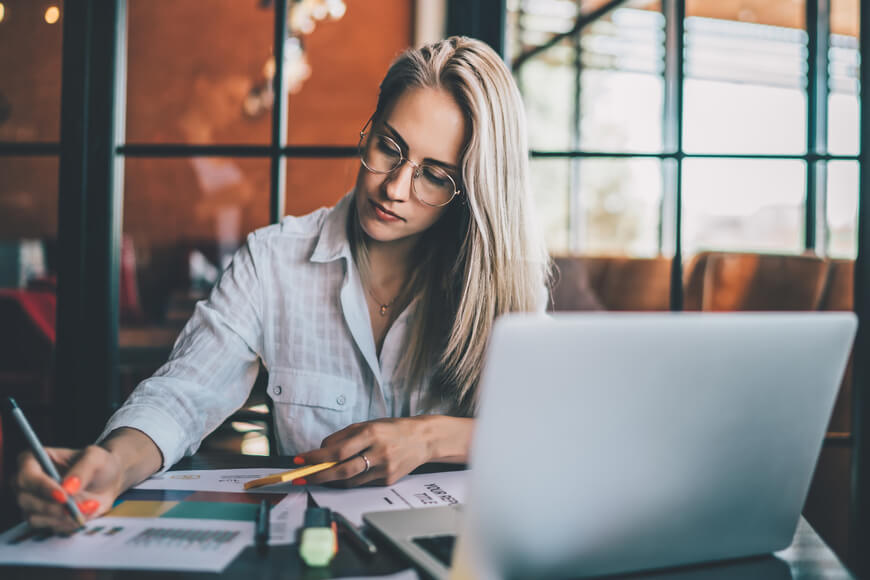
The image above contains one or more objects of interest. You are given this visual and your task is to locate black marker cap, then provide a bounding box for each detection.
[304,507,333,527]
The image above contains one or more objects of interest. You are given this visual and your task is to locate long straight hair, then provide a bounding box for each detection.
[350,37,549,416]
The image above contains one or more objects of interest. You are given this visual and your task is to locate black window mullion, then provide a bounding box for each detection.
[570,2,583,251]
[806,0,831,252]
[0,142,61,155]
[55,0,124,446]
[270,0,289,224]
[448,0,507,59]
[663,0,685,311]
[116,144,357,157]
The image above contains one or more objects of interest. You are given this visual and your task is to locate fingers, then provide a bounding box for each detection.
[15,446,115,532]
[297,424,376,466]
[334,466,387,488]
[16,449,82,532]
[44,447,82,472]
[18,490,69,522]
[27,513,80,534]
[62,446,111,491]
[296,419,425,487]
[304,452,375,486]
[16,450,67,504]
[57,445,117,518]
[17,490,91,532]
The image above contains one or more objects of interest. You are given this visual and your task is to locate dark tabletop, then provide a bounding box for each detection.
[0,455,854,579]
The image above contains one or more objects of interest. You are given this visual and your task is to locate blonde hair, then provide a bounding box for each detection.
[350,36,549,416]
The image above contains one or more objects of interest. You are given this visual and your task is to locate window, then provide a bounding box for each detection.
[120,0,411,326]
[508,0,860,267]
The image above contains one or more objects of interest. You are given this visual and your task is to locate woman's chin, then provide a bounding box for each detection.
[360,218,421,246]
[360,218,397,242]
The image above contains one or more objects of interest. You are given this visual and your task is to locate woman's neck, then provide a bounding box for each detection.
[365,235,416,286]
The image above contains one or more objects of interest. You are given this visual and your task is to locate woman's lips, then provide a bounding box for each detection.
[370,200,403,222]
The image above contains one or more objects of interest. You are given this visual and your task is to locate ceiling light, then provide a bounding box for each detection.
[45,5,60,24]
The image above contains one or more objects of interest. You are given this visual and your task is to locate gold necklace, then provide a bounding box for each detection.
[365,282,400,317]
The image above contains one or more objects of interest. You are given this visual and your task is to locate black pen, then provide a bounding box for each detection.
[333,510,377,556]
[255,499,270,554]
[5,397,87,529]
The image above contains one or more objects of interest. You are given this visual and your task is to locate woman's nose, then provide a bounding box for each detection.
[383,162,415,202]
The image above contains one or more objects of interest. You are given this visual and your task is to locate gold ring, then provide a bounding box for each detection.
[360,453,371,474]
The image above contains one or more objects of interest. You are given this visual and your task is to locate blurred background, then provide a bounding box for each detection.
[0,0,865,572]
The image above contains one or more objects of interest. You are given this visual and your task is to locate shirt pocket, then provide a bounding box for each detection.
[266,367,359,455]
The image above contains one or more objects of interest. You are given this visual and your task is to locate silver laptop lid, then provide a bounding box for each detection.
[466,312,856,578]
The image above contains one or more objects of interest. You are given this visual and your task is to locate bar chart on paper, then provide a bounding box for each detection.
[107,488,285,521]
[0,516,253,571]
[0,469,310,571]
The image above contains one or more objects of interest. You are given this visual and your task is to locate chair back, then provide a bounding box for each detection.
[683,252,829,312]
[550,255,671,311]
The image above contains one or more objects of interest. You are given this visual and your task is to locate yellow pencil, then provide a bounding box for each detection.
[244,462,337,490]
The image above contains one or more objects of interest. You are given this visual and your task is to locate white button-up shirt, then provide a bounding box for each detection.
[101,193,442,470]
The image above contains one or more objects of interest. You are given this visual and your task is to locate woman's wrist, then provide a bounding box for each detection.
[416,415,473,464]
[100,427,163,491]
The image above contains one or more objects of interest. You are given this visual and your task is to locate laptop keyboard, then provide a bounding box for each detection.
[412,535,457,567]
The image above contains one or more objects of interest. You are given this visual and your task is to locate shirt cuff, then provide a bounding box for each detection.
[97,404,189,474]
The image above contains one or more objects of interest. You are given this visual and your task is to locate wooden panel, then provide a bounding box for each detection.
[286,0,412,146]
[0,0,64,141]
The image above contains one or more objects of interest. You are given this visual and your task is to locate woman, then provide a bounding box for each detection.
[14,36,549,532]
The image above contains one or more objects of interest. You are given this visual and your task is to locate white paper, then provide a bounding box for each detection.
[135,467,302,493]
[338,570,420,580]
[0,517,252,572]
[309,470,469,525]
[266,490,308,545]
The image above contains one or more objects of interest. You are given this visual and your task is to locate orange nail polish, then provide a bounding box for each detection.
[292,478,307,486]
[293,456,305,465]
[51,489,66,504]
[62,476,81,495]
[78,499,100,516]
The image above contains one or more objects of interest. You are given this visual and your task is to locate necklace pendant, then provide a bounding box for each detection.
[379,304,389,316]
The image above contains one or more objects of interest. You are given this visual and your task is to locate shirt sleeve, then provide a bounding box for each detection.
[99,232,266,471]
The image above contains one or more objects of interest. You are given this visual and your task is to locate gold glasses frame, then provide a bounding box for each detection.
[357,121,461,208]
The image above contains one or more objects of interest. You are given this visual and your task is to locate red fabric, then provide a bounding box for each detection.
[0,289,57,343]
[120,235,144,323]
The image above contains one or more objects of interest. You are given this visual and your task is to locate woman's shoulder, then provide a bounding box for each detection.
[241,201,347,268]
[250,205,334,242]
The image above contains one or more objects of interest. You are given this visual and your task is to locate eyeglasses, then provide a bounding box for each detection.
[358,125,461,208]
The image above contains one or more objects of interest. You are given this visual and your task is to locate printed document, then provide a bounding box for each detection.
[0,468,309,570]
[0,516,252,572]
[309,470,469,525]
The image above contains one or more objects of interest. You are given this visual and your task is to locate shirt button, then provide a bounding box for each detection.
[336,394,346,406]
[273,385,282,396]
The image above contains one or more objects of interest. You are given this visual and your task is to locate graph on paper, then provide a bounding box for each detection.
[0,517,252,570]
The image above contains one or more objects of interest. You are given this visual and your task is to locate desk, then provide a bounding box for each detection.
[0,455,854,579]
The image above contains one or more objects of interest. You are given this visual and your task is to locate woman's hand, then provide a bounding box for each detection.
[295,415,473,487]
[13,427,163,533]
[14,445,124,533]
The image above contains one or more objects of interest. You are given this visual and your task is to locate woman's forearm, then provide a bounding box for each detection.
[420,415,475,464]
[100,427,164,492]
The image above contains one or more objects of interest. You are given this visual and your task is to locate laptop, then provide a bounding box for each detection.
[364,312,856,579]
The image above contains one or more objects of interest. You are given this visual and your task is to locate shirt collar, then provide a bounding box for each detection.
[310,191,354,264]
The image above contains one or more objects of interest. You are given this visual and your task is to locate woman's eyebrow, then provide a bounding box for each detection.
[383,121,459,172]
